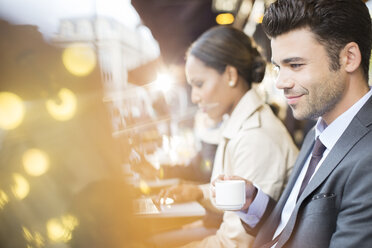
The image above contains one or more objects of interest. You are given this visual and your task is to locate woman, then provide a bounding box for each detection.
[157,26,298,248]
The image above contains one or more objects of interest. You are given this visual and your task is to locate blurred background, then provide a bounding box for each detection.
[0,0,371,247]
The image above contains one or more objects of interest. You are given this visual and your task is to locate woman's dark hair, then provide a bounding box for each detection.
[186,25,266,87]
[262,0,372,82]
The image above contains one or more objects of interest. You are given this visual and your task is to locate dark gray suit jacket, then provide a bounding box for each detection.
[247,95,372,248]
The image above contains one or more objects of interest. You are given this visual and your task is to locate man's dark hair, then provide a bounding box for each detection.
[262,0,372,81]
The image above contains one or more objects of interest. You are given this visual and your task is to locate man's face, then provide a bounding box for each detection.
[271,28,347,123]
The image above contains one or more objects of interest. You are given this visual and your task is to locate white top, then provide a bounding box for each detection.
[193,88,298,248]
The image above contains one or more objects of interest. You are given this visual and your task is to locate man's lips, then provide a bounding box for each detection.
[285,95,303,105]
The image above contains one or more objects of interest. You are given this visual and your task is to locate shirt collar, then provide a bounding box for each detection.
[222,88,264,139]
[315,87,372,150]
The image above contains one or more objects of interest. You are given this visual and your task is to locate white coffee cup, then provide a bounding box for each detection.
[215,180,246,210]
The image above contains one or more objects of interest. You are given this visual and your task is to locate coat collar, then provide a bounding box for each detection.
[358,92,372,127]
[221,88,264,140]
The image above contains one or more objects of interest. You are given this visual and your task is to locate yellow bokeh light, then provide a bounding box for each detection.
[62,43,96,77]
[23,226,45,248]
[139,179,151,195]
[34,232,45,248]
[23,148,49,176]
[22,226,33,242]
[61,214,79,231]
[46,215,78,243]
[46,88,77,121]
[0,189,9,210]
[47,218,67,243]
[216,13,235,25]
[0,92,25,130]
[256,14,264,24]
[11,173,30,200]
[205,160,212,170]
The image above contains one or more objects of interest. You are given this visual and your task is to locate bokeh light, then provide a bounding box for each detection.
[154,73,174,93]
[22,226,45,248]
[22,226,33,242]
[0,190,9,210]
[139,179,151,195]
[11,173,30,200]
[46,215,78,243]
[62,43,97,77]
[216,13,235,25]
[45,88,77,121]
[204,160,212,170]
[23,148,50,177]
[0,92,25,130]
[256,14,264,23]
[160,197,174,205]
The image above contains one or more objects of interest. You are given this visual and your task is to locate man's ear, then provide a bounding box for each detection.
[225,65,239,87]
[342,42,362,73]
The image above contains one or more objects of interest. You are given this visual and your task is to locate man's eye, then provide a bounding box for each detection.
[194,82,203,88]
[290,64,303,69]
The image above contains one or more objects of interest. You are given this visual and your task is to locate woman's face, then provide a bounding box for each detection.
[185,55,235,121]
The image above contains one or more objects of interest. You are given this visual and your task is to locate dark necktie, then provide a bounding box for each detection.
[297,137,326,201]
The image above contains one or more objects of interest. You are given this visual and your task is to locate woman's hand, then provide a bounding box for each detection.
[155,184,203,205]
[211,174,257,211]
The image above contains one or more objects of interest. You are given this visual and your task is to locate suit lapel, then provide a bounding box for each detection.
[297,119,369,203]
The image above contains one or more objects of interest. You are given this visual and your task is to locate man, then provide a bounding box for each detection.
[215,0,372,247]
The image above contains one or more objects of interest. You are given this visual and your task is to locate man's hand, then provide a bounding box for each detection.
[211,174,257,211]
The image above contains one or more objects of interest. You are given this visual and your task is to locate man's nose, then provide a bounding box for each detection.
[275,71,294,90]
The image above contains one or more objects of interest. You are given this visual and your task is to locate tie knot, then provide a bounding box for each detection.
[312,137,326,156]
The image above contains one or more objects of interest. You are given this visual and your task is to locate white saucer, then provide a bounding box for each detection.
[215,204,244,211]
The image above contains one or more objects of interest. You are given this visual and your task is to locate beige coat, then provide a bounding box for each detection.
[185,88,298,248]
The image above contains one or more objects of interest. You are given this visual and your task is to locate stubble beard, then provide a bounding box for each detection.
[291,73,345,121]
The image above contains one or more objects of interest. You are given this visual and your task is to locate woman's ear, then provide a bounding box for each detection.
[342,42,362,73]
[225,65,239,87]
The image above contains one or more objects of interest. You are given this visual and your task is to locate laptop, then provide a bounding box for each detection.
[134,197,160,215]
[133,197,206,217]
